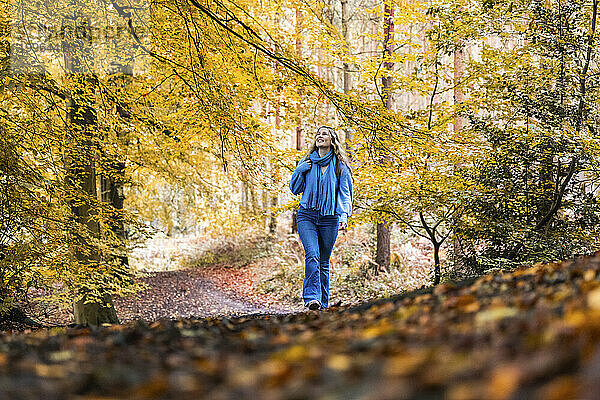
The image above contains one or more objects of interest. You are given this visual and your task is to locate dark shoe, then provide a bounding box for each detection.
[306,300,321,310]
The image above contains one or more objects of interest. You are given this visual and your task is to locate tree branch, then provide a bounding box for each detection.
[534,155,578,232]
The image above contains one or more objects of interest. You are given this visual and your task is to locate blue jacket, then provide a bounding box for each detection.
[289,158,353,223]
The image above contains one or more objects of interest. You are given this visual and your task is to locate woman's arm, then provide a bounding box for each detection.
[336,163,353,224]
[289,158,311,195]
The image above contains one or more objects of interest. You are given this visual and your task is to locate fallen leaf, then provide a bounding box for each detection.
[475,307,520,326]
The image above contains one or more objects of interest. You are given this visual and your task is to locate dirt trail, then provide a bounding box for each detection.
[114,268,299,323]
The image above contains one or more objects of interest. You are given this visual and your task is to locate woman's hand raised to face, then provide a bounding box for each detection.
[302,159,312,172]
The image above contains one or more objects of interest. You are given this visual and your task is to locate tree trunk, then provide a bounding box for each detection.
[341,0,353,154]
[105,63,132,268]
[536,148,555,233]
[63,15,119,325]
[433,242,441,285]
[376,1,394,274]
[291,8,303,235]
[376,222,390,273]
[269,195,278,236]
[241,180,249,211]
[453,48,465,131]
[74,295,119,326]
[452,45,467,270]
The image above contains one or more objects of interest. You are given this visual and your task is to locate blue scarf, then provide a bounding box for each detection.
[303,149,337,215]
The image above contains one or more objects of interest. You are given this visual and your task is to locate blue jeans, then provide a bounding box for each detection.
[297,205,339,308]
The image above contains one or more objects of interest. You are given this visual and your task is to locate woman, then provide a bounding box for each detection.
[289,126,353,310]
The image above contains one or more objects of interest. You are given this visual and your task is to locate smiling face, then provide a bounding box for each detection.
[315,127,332,150]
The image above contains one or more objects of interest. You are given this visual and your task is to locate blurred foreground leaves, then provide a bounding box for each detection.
[2,253,600,399]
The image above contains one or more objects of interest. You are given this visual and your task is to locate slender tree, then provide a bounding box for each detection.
[291,7,304,234]
[375,0,394,274]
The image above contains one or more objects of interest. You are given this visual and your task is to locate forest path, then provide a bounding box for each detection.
[113,266,300,323]
[3,253,600,398]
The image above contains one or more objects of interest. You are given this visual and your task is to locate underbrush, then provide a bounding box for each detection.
[257,225,438,306]
[130,224,442,307]
[130,228,271,271]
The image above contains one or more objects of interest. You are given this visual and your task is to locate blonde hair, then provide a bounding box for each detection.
[303,126,351,170]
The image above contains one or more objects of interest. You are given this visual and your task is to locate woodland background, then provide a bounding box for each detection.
[1,0,600,325]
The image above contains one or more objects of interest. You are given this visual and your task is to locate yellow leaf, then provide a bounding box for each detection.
[475,307,519,326]
[587,288,600,310]
[327,354,352,371]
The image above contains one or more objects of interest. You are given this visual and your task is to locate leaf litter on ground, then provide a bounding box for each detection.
[2,252,600,399]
